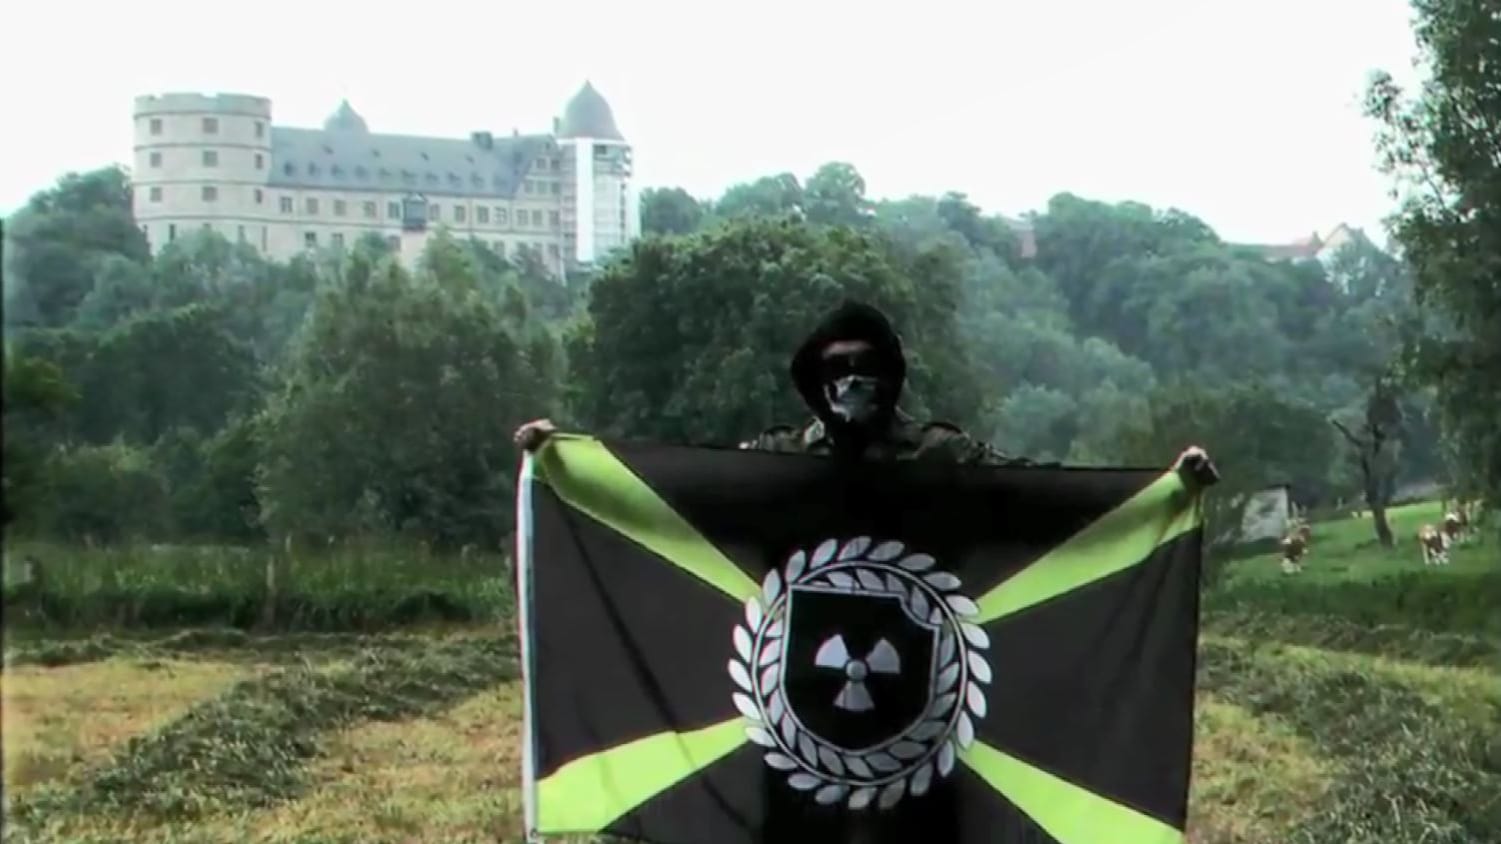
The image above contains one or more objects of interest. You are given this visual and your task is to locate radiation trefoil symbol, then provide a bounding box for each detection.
[728,537,993,811]
[817,635,901,712]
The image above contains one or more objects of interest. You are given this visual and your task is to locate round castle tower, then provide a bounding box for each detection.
[132,93,273,252]
[556,82,639,265]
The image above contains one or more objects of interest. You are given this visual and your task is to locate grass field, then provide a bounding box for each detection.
[3,505,1498,843]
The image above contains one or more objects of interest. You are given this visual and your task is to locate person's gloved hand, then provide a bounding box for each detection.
[514,418,557,453]
[1173,445,1220,489]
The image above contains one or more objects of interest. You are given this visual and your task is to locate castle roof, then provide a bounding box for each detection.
[267,126,555,199]
[323,100,369,133]
[557,81,623,141]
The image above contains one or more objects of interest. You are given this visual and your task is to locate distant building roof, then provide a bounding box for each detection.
[558,81,623,140]
[1234,231,1323,262]
[323,100,369,133]
[267,125,554,199]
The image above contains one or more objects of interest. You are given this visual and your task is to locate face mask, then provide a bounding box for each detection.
[824,375,882,423]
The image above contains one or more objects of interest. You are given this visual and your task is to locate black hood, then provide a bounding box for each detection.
[790,301,907,424]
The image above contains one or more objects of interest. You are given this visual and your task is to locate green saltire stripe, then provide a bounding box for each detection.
[961,741,1184,844]
[534,435,760,603]
[973,471,1203,623]
[535,718,747,834]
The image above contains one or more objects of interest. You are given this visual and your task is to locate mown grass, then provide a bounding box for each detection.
[2,540,513,634]
[3,504,1497,842]
[1198,636,1501,844]
[1201,609,1500,669]
[1186,698,1333,844]
[4,629,1494,844]
[2,660,259,794]
[5,636,518,842]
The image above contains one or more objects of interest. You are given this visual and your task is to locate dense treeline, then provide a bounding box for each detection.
[0,157,1457,552]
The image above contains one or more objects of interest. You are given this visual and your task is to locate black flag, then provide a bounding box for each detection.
[517,435,1202,844]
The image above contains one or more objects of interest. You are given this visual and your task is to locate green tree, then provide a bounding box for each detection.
[1367,0,1501,510]
[1,349,79,529]
[569,217,981,445]
[3,167,149,328]
[714,173,804,220]
[803,163,872,228]
[256,244,554,548]
[1330,376,1407,547]
[1116,382,1337,548]
[640,187,707,236]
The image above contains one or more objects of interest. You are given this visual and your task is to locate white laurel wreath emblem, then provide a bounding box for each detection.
[728,537,992,811]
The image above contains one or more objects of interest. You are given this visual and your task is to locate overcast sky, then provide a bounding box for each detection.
[2,0,1422,245]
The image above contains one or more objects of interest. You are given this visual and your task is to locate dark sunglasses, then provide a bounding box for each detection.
[819,350,882,379]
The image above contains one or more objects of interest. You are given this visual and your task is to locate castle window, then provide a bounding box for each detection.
[150,118,163,135]
[202,185,218,202]
[477,207,490,224]
[455,206,467,223]
[308,163,320,176]
[331,233,345,249]
[149,151,162,167]
[531,210,543,226]
[255,121,264,138]
[550,182,560,195]
[429,204,441,221]
[284,163,296,176]
[447,172,461,187]
[387,201,400,219]
[549,211,559,227]
[363,201,377,219]
[149,186,163,202]
[306,197,319,215]
[333,199,347,217]
[255,153,264,169]
[168,223,177,240]
[497,208,508,225]
[280,196,293,213]
[202,117,219,134]
[305,232,317,248]
[255,189,264,204]
[203,150,219,167]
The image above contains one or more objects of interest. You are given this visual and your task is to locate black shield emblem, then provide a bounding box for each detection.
[781,581,939,752]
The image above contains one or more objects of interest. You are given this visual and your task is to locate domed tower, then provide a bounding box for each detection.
[324,100,369,134]
[556,81,638,267]
[132,93,273,253]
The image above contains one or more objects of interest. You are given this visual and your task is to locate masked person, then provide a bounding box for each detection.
[513,300,1218,485]
[736,300,1032,464]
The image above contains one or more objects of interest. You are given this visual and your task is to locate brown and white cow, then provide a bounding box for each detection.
[1417,523,1450,566]
[1280,522,1313,574]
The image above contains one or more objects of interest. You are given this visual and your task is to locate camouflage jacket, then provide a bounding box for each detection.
[738,413,1039,466]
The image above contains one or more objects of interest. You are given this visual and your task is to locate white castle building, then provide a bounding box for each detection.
[131,82,640,276]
